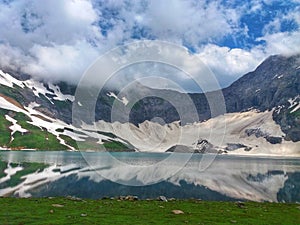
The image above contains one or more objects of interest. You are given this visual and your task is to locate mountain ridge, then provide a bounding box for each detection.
[0,54,299,154]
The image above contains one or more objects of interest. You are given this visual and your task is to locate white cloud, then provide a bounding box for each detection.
[0,0,104,83]
[23,41,99,84]
[142,0,239,46]
[258,31,300,56]
[0,44,31,72]
[0,0,299,89]
[197,44,266,86]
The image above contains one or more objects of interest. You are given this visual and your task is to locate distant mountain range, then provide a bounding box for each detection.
[0,54,299,155]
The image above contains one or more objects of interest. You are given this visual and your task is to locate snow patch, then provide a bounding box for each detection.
[5,115,28,142]
[291,104,300,113]
[0,70,25,88]
[82,110,300,156]
[288,95,300,108]
[0,96,26,113]
[23,80,74,104]
[24,80,54,104]
[288,95,300,113]
[107,92,129,106]
[28,102,40,109]
[48,83,75,102]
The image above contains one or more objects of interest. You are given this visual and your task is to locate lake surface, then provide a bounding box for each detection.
[0,151,300,202]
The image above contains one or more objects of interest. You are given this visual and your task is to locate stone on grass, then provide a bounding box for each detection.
[172,210,184,215]
[52,204,64,208]
[158,196,168,202]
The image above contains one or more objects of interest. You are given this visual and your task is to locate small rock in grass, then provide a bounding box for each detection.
[52,204,64,208]
[81,213,87,217]
[124,195,138,201]
[230,220,237,223]
[118,196,126,200]
[66,196,82,201]
[49,210,54,214]
[236,201,245,208]
[158,196,168,202]
[172,210,184,215]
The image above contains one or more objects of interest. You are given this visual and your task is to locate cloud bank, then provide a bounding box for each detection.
[0,0,299,89]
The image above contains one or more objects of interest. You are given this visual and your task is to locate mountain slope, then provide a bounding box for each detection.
[223,54,300,141]
[0,71,131,151]
[0,54,299,154]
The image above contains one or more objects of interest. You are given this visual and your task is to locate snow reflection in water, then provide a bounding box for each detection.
[0,151,300,202]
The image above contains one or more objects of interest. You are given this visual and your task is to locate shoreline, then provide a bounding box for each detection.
[1,149,300,159]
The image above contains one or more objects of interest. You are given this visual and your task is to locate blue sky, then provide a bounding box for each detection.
[0,0,299,90]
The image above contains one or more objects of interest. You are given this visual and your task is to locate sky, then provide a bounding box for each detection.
[0,0,299,91]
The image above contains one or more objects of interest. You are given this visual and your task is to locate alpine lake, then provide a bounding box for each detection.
[0,151,300,203]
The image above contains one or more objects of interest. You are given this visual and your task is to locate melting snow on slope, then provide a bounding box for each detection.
[24,80,55,104]
[288,95,299,108]
[25,103,117,149]
[48,83,75,102]
[0,96,117,150]
[107,92,129,106]
[288,95,300,113]
[0,70,25,88]
[84,110,300,155]
[0,96,26,113]
[22,80,75,104]
[5,115,28,142]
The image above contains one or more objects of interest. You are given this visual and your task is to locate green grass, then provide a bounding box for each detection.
[0,110,129,151]
[103,140,129,151]
[59,134,79,150]
[9,129,67,150]
[76,138,104,151]
[75,138,131,152]
[6,112,67,150]
[0,110,68,150]
[0,110,12,146]
[0,198,299,225]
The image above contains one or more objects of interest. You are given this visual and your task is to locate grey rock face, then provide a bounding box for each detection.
[1,54,299,141]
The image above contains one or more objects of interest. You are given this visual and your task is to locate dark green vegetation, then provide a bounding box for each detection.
[0,162,48,188]
[0,198,299,225]
[0,108,131,151]
[103,140,131,151]
[0,160,6,178]
[0,109,67,150]
[0,110,11,146]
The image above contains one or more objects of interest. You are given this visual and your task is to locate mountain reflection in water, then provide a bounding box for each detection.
[0,151,299,202]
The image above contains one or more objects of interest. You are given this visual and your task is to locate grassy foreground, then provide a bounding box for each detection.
[0,198,299,225]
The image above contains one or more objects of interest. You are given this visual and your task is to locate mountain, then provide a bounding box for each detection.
[223,54,300,142]
[0,54,299,155]
[97,54,300,142]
